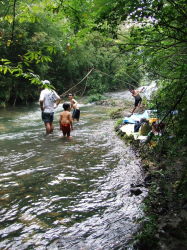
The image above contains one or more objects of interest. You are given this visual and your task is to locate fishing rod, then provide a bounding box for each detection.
[60,67,139,98]
[60,68,94,97]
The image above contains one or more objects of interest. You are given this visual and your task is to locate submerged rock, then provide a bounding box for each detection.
[130,188,143,196]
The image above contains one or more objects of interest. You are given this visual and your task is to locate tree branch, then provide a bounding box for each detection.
[161,86,187,123]
[11,0,17,42]
[166,0,187,19]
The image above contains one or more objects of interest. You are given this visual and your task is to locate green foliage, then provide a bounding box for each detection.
[108,108,124,119]
[114,118,123,128]
[0,0,144,105]
[135,214,158,250]
[148,78,187,146]
[86,93,106,103]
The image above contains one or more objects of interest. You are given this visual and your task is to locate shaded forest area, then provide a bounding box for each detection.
[0,0,143,106]
[0,0,187,249]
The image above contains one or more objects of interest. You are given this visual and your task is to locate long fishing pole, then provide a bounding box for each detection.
[60,68,94,97]
[60,67,139,98]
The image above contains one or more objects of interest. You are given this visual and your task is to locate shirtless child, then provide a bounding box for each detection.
[68,93,80,121]
[59,103,73,138]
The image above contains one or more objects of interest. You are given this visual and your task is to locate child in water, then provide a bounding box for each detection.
[59,103,73,139]
[68,93,80,121]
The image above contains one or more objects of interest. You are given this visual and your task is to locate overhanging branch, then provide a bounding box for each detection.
[11,0,17,42]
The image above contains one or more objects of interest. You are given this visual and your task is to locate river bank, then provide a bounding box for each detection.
[103,92,187,250]
[132,142,187,250]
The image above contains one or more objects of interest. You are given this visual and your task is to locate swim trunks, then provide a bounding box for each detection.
[72,109,80,120]
[61,123,71,136]
[42,112,54,123]
[134,96,142,107]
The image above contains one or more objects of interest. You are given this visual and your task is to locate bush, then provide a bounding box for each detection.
[115,118,123,128]
[86,94,106,103]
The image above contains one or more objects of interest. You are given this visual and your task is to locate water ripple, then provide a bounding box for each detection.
[0,103,147,249]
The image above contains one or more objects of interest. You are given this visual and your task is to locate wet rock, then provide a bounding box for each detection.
[123,111,131,117]
[130,188,142,196]
[95,100,109,105]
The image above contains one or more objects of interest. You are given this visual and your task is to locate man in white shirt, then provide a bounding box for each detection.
[39,80,61,134]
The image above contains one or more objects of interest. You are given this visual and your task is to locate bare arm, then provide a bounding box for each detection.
[69,113,73,130]
[40,100,44,111]
[56,98,61,106]
[140,87,145,93]
[71,99,78,109]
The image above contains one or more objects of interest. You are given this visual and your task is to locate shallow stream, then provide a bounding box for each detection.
[0,93,147,249]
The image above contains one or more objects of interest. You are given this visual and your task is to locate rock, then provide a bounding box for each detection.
[130,188,143,196]
[123,111,132,117]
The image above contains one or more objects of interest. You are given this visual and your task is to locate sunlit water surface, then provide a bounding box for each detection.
[0,99,147,249]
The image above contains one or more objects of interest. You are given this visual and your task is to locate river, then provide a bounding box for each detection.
[0,93,147,249]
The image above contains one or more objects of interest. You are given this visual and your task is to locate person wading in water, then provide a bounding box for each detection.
[68,93,80,122]
[39,80,61,134]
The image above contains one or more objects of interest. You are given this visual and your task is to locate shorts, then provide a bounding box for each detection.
[135,97,142,107]
[72,109,80,120]
[42,112,54,123]
[61,123,71,136]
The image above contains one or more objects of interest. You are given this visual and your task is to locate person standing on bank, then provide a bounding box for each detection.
[68,93,80,121]
[129,87,145,114]
[39,80,61,134]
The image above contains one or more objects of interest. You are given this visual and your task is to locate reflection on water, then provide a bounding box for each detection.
[0,102,147,249]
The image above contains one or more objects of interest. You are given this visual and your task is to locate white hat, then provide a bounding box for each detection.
[42,80,50,85]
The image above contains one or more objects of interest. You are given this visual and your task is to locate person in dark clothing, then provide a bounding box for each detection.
[129,87,145,114]
[68,93,80,121]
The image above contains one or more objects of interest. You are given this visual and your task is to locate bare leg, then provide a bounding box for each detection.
[137,101,144,112]
[131,106,137,114]
[50,122,54,133]
[45,122,53,134]
[67,130,72,139]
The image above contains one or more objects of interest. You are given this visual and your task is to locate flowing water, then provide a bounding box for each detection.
[0,96,147,249]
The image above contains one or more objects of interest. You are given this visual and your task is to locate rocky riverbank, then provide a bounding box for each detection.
[131,142,187,250]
